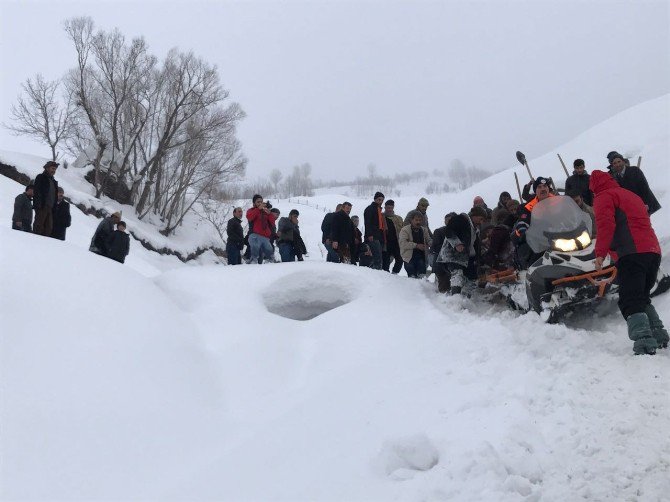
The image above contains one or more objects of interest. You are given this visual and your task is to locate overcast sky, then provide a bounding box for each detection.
[1,0,668,181]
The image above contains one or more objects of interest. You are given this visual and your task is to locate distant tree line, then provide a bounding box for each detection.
[5,16,246,235]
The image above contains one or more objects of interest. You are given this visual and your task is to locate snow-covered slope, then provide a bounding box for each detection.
[1,94,670,500]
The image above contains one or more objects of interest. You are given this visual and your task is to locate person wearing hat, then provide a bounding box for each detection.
[435,207,486,295]
[404,197,432,236]
[383,199,404,273]
[512,176,555,268]
[12,184,34,232]
[607,151,661,215]
[590,169,667,355]
[363,191,386,269]
[565,159,593,206]
[32,160,59,236]
[491,191,512,226]
[90,211,122,256]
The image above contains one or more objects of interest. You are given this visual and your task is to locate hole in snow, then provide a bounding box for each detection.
[263,271,356,321]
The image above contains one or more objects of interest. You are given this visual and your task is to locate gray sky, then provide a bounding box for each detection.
[1,0,669,181]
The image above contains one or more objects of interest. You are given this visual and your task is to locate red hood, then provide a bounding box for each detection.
[589,169,619,194]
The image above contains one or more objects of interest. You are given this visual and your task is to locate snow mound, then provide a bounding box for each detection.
[0,228,225,499]
[263,270,358,320]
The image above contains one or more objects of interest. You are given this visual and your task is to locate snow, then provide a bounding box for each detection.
[2,94,670,500]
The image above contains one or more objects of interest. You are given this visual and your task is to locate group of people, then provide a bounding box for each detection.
[225,195,307,265]
[11,160,130,264]
[12,161,71,239]
[226,151,666,355]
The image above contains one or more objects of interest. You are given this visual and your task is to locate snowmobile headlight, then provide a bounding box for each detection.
[553,238,578,252]
[576,231,591,248]
[552,231,591,252]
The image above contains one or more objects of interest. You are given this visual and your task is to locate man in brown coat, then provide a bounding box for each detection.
[33,161,59,236]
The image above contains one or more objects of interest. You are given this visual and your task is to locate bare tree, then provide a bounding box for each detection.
[269,168,283,195]
[4,74,73,161]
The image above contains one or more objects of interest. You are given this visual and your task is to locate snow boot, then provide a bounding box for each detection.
[626,312,658,355]
[644,305,669,349]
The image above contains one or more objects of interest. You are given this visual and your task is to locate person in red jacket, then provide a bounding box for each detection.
[590,170,668,355]
[246,194,277,264]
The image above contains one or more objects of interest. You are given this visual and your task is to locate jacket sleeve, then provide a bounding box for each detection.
[593,193,616,258]
[65,203,72,227]
[635,169,661,214]
[12,195,22,222]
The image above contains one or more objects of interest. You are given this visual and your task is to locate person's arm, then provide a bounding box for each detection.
[636,169,661,214]
[65,203,72,227]
[593,194,615,259]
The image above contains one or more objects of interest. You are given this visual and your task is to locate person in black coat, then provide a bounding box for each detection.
[608,152,661,215]
[330,202,354,263]
[90,212,121,256]
[565,158,593,206]
[33,160,59,236]
[226,207,244,265]
[12,184,34,232]
[321,204,342,262]
[51,187,72,240]
[363,192,386,269]
[107,221,130,263]
[430,213,457,293]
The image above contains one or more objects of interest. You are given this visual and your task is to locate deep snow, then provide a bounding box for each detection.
[1,94,670,500]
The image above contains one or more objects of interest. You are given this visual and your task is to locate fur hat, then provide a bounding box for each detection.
[468,206,488,219]
[43,161,59,169]
[111,211,122,219]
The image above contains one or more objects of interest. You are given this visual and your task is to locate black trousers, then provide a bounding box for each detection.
[382,247,403,273]
[617,252,661,319]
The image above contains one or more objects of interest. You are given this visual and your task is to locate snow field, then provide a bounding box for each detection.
[1,93,670,500]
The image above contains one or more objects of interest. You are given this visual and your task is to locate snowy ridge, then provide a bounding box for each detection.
[1,94,670,500]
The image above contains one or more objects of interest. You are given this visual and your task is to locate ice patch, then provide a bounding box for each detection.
[263,270,357,320]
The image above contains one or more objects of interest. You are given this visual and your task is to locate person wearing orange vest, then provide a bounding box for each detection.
[512,176,555,268]
[363,192,387,270]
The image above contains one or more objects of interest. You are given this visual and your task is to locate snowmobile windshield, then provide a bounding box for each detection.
[526,196,592,253]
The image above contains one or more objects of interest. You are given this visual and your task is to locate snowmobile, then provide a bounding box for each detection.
[522,196,617,323]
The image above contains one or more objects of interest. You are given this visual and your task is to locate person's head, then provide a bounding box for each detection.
[505,199,520,212]
[570,193,584,207]
[111,211,122,223]
[335,203,343,212]
[445,212,457,226]
[342,201,352,214]
[384,199,395,214]
[270,208,280,217]
[117,221,127,231]
[606,151,620,165]
[533,177,551,200]
[473,195,485,207]
[610,154,626,174]
[481,223,494,241]
[43,160,59,176]
[351,215,359,226]
[25,184,34,197]
[57,187,64,201]
[468,206,487,227]
[573,158,586,174]
[252,194,263,207]
[411,213,423,228]
[417,198,429,213]
[374,191,385,205]
[289,209,299,223]
[233,207,243,218]
[499,191,511,205]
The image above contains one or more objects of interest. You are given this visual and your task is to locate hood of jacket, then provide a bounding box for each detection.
[589,169,619,195]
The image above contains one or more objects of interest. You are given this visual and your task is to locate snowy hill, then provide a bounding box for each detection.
[2,94,670,500]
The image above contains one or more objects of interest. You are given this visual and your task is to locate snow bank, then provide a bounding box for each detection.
[0,228,226,499]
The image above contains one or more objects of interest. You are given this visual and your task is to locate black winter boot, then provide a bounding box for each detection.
[644,305,669,349]
[626,312,658,355]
